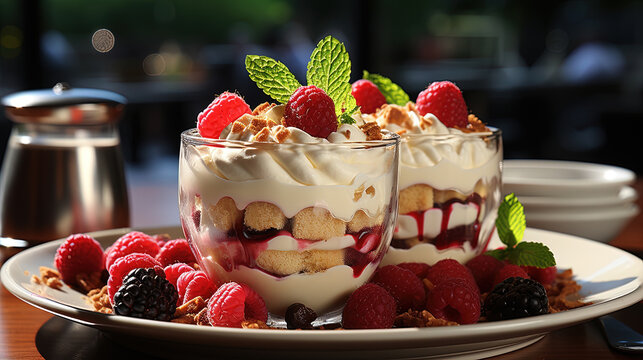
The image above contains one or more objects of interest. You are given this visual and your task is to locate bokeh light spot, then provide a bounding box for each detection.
[143,53,166,76]
[92,29,115,53]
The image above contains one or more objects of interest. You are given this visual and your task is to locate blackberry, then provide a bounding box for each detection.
[285,303,317,329]
[484,277,549,321]
[113,268,179,321]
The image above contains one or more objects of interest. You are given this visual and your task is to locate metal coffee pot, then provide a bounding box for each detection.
[0,83,130,258]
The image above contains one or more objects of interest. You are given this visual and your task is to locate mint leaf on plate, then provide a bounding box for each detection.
[246,55,301,104]
[306,36,357,117]
[363,70,410,106]
[508,242,556,268]
[485,193,556,268]
[495,193,526,248]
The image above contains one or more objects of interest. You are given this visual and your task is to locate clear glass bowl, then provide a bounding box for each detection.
[178,128,400,325]
[381,128,502,266]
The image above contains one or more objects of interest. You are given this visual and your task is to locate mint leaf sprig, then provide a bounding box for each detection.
[307,36,357,118]
[362,70,410,106]
[245,35,359,123]
[245,55,302,104]
[485,193,556,268]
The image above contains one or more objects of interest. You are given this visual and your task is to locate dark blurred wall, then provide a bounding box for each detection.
[0,0,641,174]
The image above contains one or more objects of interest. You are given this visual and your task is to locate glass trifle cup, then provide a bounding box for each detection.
[365,105,502,266]
[178,127,400,325]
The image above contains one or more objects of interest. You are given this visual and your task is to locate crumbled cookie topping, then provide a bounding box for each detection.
[171,296,208,324]
[86,286,113,313]
[241,320,272,329]
[195,307,210,326]
[76,271,105,294]
[395,310,459,328]
[252,102,277,116]
[455,114,490,133]
[248,117,277,135]
[353,184,365,201]
[376,104,413,129]
[253,126,271,142]
[274,126,292,143]
[31,266,63,290]
[359,122,383,140]
[231,121,247,135]
[546,269,592,313]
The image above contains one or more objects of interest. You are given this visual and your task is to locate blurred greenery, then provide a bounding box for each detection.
[42,0,293,42]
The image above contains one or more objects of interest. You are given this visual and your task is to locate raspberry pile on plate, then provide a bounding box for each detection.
[53,231,268,328]
[52,230,561,329]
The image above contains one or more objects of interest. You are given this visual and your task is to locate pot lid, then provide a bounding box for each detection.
[2,83,127,124]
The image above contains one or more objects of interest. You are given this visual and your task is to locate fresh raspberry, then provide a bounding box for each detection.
[176,270,199,304]
[54,234,104,286]
[104,231,160,271]
[207,282,267,328]
[397,262,431,279]
[151,234,170,248]
[351,79,386,114]
[465,254,504,293]
[163,263,194,289]
[493,264,529,288]
[283,85,337,138]
[416,81,468,128]
[523,266,557,286]
[371,265,425,312]
[426,259,478,293]
[156,239,197,267]
[181,271,217,304]
[197,92,252,139]
[426,278,480,324]
[342,283,396,329]
[107,253,161,303]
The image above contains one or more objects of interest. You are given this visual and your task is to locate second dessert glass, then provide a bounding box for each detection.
[178,129,400,326]
[381,129,503,266]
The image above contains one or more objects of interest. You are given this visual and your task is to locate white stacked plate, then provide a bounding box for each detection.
[503,160,639,243]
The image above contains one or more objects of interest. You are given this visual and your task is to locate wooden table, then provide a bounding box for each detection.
[1,181,641,359]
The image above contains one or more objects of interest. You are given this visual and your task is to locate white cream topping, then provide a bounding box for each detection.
[180,122,396,220]
[366,109,501,193]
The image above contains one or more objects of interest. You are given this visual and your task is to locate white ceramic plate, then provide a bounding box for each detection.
[2,227,642,360]
[518,186,637,211]
[503,160,636,197]
[526,204,639,243]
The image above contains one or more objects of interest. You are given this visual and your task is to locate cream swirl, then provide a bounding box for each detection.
[180,117,398,220]
[363,106,501,193]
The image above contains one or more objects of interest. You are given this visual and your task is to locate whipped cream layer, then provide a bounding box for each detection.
[180,125,397,221]
[381,241,479,266]
[365,109,501,193]
[202,260,377,315]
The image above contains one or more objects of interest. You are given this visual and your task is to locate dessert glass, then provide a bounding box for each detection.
[178,128,400,326]
[381,129,502,266]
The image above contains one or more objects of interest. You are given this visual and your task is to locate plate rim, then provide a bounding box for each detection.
[519,186,638,207]
[1,226,642,350]
[502,159,636,188]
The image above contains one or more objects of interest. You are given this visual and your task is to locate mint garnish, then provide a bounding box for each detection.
[485,193,556,268]
[245,55,302,104]
[363,70,410,106]
[495,192,526,248]
[339,105,359,124]
[306,36,357,117]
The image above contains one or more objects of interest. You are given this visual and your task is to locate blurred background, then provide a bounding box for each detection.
[1,0,642,226]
